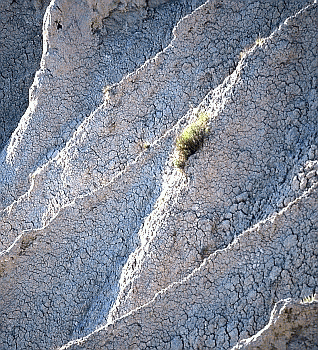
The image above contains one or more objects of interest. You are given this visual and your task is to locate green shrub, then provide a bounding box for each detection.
[174,111,209,168]
[301,294,317,304]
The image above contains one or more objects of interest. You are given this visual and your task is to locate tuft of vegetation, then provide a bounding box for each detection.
[137,140,150,152]
[301,294,317,304]
[143,142,150,149]
[239,35,265,60]
[174,111,209,168]
[255,36,265,47]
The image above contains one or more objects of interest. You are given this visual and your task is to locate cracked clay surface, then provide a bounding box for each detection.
[0,0,317,349]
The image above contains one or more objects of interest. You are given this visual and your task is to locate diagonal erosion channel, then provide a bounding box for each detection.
[0,0,51,152]
[106,0,318,324]
[0,130,179,349]
[0,0,206,210]
[59,181,318,350]
[0,2,317,349]
[0,0,310,253]
[0,1,317,349]
[232,297,318,349]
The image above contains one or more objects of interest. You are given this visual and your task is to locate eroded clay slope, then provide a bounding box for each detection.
[0,1,317,350]
[0,139,172,348]
[0,0,309,257]
[0,0,204,209]
[108,1,318,322]
[0,0,50,152]
[60,179,318,349]
[233,297,318,349]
